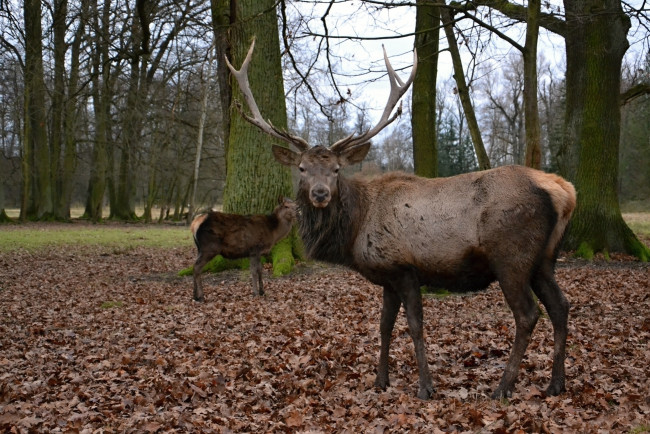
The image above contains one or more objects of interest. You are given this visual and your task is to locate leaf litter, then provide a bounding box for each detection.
[0,244,648,433]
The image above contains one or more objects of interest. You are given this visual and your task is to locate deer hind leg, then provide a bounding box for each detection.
[374,286,401,391]
[530,261,569,396]
[249,254,264,296]
[493,273,540,399]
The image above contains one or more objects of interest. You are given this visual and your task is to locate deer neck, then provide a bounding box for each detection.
[297,176,366,266]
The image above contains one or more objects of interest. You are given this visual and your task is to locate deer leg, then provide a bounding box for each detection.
[399,275,435,400]
[493,274,540,399]
[193,252,211,302]
[374,286,401,391]
[250,255,264,296]
[531,262,569,396]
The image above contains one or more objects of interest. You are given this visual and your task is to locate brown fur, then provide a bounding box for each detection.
[191,197,297,301]
[276,143,576,400]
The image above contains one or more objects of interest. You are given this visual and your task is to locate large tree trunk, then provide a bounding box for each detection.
[220,0,298,275]
[441,6,491,170]
[24,0,52,220]
[411,0,440,178]
[562,0,649,260]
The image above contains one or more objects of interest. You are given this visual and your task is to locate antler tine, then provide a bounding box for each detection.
[225,38,310,151]
[331,47,418,153]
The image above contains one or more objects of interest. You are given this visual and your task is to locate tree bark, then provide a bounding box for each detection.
[561,0,649,259]
[411,0,440,178]
[221,0,298,274]
[85,0,111,222]
[441,6,491,170]
[24,0,52,219]
[523,0,542,169]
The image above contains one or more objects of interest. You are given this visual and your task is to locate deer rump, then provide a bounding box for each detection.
[307,166,574,293]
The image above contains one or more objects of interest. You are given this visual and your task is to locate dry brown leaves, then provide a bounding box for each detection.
[0,245,649,433]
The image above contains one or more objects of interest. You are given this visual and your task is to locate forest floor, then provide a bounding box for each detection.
[0,226,649,433]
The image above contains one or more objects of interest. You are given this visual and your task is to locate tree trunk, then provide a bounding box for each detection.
[50,0,69,220]
[411,0,440,178]
[562,0,649,260]
[441,7,491,170]
[523,0,542,169]
[24,0,52,219]
[221,0,297,274]
[85,0,111,222]
[210,0,233,167]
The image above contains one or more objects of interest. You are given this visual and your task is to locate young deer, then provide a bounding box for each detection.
[190,196,297,301]
[226,40,575,400]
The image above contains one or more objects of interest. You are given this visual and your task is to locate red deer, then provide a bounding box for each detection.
[226,40,576,400]
[190,196,297,301]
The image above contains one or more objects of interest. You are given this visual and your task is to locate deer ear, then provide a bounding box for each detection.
[339,142,371,166]
[272,145,301,167]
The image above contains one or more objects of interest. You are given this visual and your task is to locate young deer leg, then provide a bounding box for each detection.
[193,251,213,302]
[249,254,264,296]
[375,287,401,391]
[492,275,540,399]
[531,261,570,396]
[399,274,435,400]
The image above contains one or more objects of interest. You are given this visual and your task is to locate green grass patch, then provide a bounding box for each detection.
[421,286,453,298]
[623,213,650,238]
[100,300,124,309]
[0,224,190,253]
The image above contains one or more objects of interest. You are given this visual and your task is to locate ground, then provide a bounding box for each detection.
[0,236,649,432]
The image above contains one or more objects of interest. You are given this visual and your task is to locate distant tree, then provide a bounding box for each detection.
[411,0,440,178]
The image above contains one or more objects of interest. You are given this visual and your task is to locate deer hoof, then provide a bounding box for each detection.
[491,387,513,400]
[374,376,389,390]
[193,297,205,303]
[545,382,566,396]
[417,383,435,400]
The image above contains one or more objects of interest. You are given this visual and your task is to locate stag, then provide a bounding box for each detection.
[226,39,576,400]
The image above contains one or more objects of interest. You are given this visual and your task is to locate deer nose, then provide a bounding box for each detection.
[311,186,330,203]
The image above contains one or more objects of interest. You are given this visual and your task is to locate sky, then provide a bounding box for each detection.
[285,0,647,139]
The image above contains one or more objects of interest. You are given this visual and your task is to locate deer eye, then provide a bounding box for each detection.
[298,166,305,173]
[334,168,340,174]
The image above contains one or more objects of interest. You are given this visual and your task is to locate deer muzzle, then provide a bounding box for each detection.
[310,185,331,208]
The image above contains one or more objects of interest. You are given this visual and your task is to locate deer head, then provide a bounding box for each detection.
[225,38,417,208]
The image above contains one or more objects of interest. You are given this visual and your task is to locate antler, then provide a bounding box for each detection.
[330,46,418,153]
[225,38,310,151]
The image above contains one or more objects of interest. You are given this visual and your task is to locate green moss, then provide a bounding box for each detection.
[421,286,452,298]
[100,301,124,309]
[271,237,294,277]
[574,242,595,260]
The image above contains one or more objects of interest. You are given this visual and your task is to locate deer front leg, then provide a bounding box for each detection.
[249,254,264,296]
[401,279,435,400]
[375,286,401,390]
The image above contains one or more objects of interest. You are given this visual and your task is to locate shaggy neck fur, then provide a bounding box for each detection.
[297,176,366,266]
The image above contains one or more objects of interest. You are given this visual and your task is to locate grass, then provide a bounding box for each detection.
[623,213,650,238]
[0,211,648,254]
[0,223,190,253]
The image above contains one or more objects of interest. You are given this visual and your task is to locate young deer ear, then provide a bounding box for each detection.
[272,145,301,167]
[339,142,371,166]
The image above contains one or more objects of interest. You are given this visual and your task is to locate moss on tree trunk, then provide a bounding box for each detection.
[562,0,649,260]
